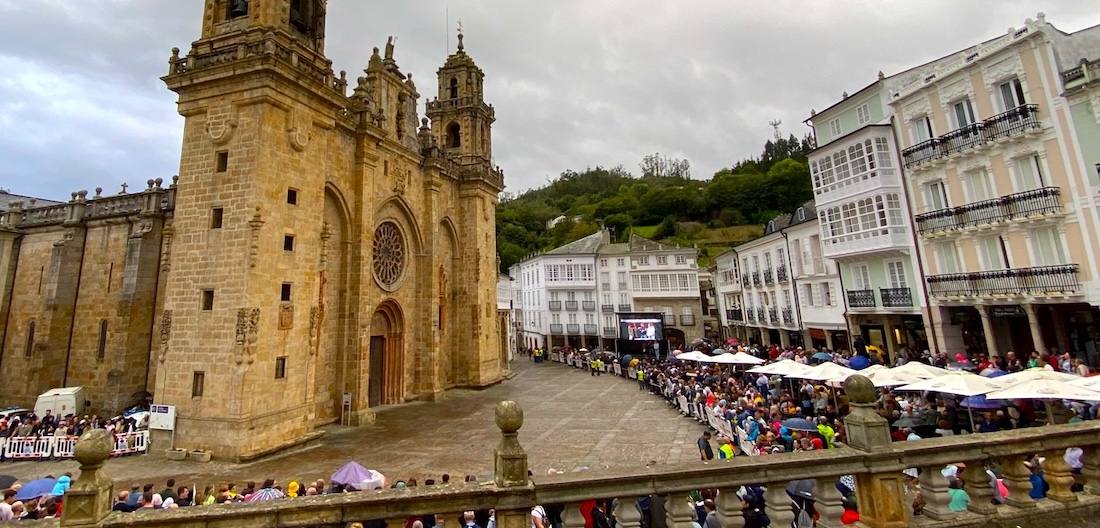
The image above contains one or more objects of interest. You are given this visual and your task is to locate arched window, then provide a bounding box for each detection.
[449,77,459,99]
[25,321,35,357]
[447,123,461,148]
[97,320,108,360]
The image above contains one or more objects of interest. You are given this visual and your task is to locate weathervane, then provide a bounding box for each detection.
[457,19,464,51]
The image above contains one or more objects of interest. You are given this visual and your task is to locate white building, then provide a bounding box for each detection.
[497,273,517,362]
[511,231,602,350]
[713,249,744,340]
[785,203,848,349]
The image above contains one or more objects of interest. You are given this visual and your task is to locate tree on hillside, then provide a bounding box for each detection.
[639,153,691,179]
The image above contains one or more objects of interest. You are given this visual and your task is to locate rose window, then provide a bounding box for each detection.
[372,221,405,288]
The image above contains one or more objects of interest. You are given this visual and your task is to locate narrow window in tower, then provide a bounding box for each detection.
[281,283,292,302]
[25,321,35,357]
[211,208,224,229]
[449,77,459,99]
[97,320,108,360]
[447,123,461,148]
[215,151,228,173]
[287,188,299,205]
[201,290,215,311]
[192,371,205,398]
[284,235,295,252]
[275,357,287,379]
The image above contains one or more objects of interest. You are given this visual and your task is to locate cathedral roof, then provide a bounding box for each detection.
[0,190,63,212]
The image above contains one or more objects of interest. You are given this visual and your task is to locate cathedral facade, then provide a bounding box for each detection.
[0,0,507,460]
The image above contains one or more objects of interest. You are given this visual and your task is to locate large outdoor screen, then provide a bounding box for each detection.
[620,317,663,341]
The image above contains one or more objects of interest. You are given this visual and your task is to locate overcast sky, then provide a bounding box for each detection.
[2,1,1098,202]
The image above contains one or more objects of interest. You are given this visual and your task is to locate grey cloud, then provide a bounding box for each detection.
[1,0,1098,200]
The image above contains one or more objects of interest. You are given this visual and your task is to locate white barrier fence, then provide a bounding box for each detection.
[0,431,148,460]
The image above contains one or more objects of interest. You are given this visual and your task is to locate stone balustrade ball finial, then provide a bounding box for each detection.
[844,374,876,404]
[75,428,112,467]
[496,400,523,433]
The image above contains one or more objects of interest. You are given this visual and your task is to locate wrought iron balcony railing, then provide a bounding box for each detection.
[752,271,761,286]
[768,308,779,324]
[746,310,756,323]
[726,308,744,321]
[915,187,1063,235]
[566,324,581,334]
[776,265,788,283]
[601,304,615,313]
[880,287,913,307]
[679,314,696,326]
[756,307,767,323]
[617,304,632,312]
[926,264,1080,298]
[763,267,774,285]
[548,301,562,311]
[582,301,596,311]
[583,324,598,335]
[846,289,876,308]
[782,307,793,325]
[901,104,1040,168]
[602,326,617,337]
[741,274,750,287]
[565,300,578,310]
[550,323,563,333]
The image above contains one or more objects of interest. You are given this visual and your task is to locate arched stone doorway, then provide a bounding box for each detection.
[369,300,405,406]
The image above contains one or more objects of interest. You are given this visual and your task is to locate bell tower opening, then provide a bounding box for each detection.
[228,0,248,18]
[447,123,461,148]
[449,78,459,99]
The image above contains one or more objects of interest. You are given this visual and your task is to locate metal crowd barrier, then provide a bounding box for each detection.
[0,431,149,460]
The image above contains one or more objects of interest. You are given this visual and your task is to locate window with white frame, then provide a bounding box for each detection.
[550,292,560,301]
[617,271,627,285]
[801,284,813,306]
[752,256,760,273]
[585,313,595,324]
[583,291,593,301]
[616,258,625,267]
[568,313,577,323]
[857,104,870,125]
[552,314,561,324]
[618,293,629,305]
[923,181,948,211]
[833,149,851,181]
[675,255,687,265]
[811,283,823,307]
[656,255,667,265]
[599,258,608,268]
[852,264,871,290]
[857,198,878,232]
[951,97,977,128]
[998,78,1026,112]
[600,271,610,284]
[829,118,841,136]
[764,252,772,269]
[886,261,907,288]
[936,242,961,273]
[977,235,1009,270]
[567,291,576,301]
[602,293,611,304]
[638,256,650,266]
[1012,155,1046,191]
[1030,227,1067,266]
[681,306,693,315]
[777,248,786,268]
[822,282,834,306]
[886,194,904,226]
[783,290,792,307]
[910,115,933,144]
[963,168,995,202]
[873,137,893,168]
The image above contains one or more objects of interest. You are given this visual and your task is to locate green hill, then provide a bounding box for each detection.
[496,135,815,271]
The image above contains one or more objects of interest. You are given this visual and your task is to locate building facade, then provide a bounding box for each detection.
[511,231,702,354]
[806,81,932,361]
[786,204,849,350]
[892,16,1100,359]
[0,0,509,460]
[713,249,744,341]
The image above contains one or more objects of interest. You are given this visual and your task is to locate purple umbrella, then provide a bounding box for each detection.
[245,487,284,502]
[959,395,1002,410]
[331,461,374,486]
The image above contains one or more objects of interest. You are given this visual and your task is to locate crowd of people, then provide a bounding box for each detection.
[0,411,143,445]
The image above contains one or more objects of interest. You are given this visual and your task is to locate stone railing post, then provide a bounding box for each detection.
[561,503,587,528]
[60,429,114,527]
[714,488,745,528]
[494,401,530,528]
[917,465,954,520]
[1080,445,1100,495]
[1001,454,1036,509]
[842,374,908,528]
[762,483,794,528]
[1044,448,1078,503]
[614,497,643,528]
[664,493,697,528]
[814,477,845,528]
[961,462,995,514]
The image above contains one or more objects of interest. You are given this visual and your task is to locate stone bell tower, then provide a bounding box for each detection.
[156,0,348,460]
[426,29,495,165]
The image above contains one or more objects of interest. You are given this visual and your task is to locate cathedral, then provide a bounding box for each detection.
[0,0,507,460]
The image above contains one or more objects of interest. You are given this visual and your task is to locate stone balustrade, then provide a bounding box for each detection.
[51,380,1100,528]
[2,178,176,230]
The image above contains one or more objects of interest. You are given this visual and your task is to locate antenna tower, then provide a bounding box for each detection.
[769,119,783,141]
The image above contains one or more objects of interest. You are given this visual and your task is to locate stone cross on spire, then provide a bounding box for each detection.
[457,19,464,51]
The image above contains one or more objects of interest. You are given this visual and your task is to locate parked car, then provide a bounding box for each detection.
[0,407,30,422]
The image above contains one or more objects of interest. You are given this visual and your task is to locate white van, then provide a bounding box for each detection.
[34,387,87,419]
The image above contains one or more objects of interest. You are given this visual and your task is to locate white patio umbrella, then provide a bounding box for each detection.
[789,362,856,382]
[896,371,1005,432]
[675,350,712,362]
[835,368,925,388]
[987,379,1100,425]
[748,359,810,376]
[710,352,765,365]
[891,362,950,380]
[995,367,1080,386]
[1069,376,1100,392]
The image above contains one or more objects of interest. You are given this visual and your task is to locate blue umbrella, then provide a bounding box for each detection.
[782,417,818,432]
[980,368,1008,378]
[959,394,1003,410]
[812,352,833,362]
[15,478,56,501]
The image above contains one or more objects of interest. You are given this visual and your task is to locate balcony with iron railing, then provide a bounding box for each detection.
[776,265,788,283]
[602,326,617,337]
[880,287,913,307]
[751,271,761,286]
[846,289,876,308]
[726,308,744,322]
[746,309,756,323]
[50,394,1100,528]
[550,323,563,334]
[782,307,794,325]
[548,301,562,311]
[601,304,615,313]
[901,104,1041,168]
[583,324,598,335]
[763,267,774,285]
[565,300,579,311]
[617,304,632,312]
[768,308,779,324]
[756,307,767,323]
[679,314,696,326]
[741,274,750,287]
[582,300,596,311]
[566,323,581,334]
[915,187,1063,235]
[926,264,1080,298]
